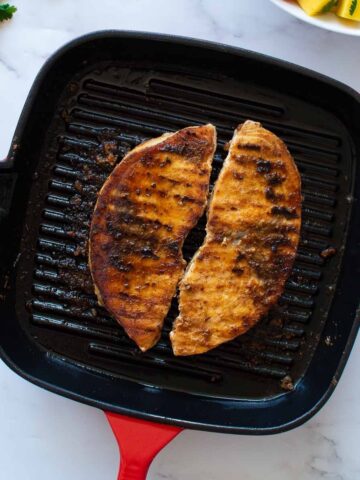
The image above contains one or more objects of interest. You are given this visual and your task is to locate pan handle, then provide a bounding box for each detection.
[105,412,183,480]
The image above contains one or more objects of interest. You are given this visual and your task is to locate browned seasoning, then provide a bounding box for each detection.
[320,247,337,259]
[280,375,294,391]
[271,206,299,219]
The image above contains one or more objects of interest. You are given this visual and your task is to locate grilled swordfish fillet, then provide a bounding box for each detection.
[89,125,216,352]
[171,120,301,356]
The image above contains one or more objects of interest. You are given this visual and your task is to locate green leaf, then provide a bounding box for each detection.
[350,0,358,15]
[0,3,17,22]
[321,0,338,13]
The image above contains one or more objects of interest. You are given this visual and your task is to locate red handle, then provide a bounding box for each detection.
[105,412,183,480]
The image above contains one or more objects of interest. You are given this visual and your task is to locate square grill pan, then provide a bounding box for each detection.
[0,31,359,434]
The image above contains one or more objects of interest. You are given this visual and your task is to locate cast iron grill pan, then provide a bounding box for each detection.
[1,33,359,433]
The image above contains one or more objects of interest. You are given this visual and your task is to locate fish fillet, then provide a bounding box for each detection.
[89,125,216,351]
[170,120,301,356]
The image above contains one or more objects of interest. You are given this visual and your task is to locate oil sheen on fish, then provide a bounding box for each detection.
[170,120,301,356]
[89,125,216,351]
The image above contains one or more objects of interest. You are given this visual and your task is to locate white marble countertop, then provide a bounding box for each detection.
[1,1,359,479]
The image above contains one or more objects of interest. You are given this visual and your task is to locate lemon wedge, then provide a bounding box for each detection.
[298,0,338,15]
[337,0,360,20]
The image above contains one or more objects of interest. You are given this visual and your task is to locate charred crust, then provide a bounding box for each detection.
[109,256,133,272]
[265,186,276,201]
[159,133,210,161]
[107,211,170,233]
[111,196,135,210]
[241,142,261,151]
[232,267,244,276]
[165,241,180,256]
[247,251,293,280]
[271,206,299,219]
[158,175,181,185]
[174,194,203,205]
[265,187,284,202]
[213,233,225,243]
[265,172,285,185]
[264,234,291,253]
[256,159,272,174]
[140,153,156,167]
[275,224,297,234]
[159,157,172,167]
[274,160,286,170]
[229,326,244,336]
[140,246,159,259]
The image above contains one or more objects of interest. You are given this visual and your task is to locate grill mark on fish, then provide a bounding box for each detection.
[241,142,261,151]
[265,172,285,185]
[232,267,244,275]
[158,130,210,160]
[271,206,299,219]
[106,210,173,233]
[256,159,272,173]
[265,186,284,202]
[173,194,203,205]
[157,174,181,185]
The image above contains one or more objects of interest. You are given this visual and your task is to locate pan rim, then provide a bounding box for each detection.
[1,30,359,434]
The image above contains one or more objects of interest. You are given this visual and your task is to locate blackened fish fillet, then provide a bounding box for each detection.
[171,120,301,355]
[89,125,216,351]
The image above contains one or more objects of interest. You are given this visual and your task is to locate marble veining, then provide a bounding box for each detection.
[0,1,359,479]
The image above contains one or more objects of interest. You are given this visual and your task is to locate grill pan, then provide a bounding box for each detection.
[1,31,360,478]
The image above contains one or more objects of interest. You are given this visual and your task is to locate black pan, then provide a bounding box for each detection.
[0,30,359,478]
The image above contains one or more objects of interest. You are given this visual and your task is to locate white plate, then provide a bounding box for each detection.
[270,0,360,35]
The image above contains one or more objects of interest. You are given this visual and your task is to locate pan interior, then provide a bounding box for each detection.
[4,36,355,402]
